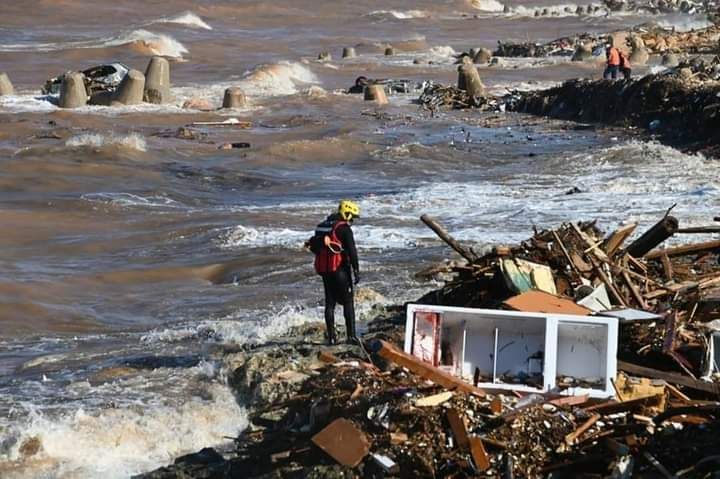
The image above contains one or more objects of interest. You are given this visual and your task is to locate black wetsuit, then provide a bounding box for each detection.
[316,214,359,342]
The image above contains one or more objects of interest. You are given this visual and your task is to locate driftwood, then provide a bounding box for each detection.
[421,214,478,263]
[626,215,678,258]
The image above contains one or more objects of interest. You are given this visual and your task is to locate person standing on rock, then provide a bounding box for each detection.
[305,200,361,345]
[603,42,621,80]
[619,50,632,80]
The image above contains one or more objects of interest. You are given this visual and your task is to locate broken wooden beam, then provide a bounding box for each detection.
[645,239,720,260]
[468,436,491,471]
[626,215,678,258]
[618,360,720,395]
[447,409,470,449]
[604,223,637,256]
[368,339,485,396]
[565,413,600,445]
[420,214,477,263]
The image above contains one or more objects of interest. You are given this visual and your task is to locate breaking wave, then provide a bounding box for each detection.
[66,133,147,151]
[470,0,505,12]
[0,384,246,479]
[148,11,212,30]
[367,9,430,19]
[0,29,188,59]
[240,61,319,96]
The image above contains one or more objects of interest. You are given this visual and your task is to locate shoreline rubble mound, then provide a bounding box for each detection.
[137,211,720,478]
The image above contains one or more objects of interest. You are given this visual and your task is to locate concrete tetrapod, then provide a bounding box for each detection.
[363,84,388,105]
[0,73,14,96]
[457,64,485,97]
[113,69,145,105]
[59,72,88,108]
[222,87,247,108]
[144,56,171,104]
[629,47,649,66]
[342,47,356,59]
[473,48,493,64]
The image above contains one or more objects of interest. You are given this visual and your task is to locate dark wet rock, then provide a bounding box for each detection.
[134,448,228,479]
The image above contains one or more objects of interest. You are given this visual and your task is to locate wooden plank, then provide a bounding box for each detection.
[604,223,637,256]
[565,413,600,445]
[503,290,591,316]
[468,436,491,471]
[548,394,590,407]
[660,253,673,282]
[645,239,720,260]
[369,339,485,396]
[618,360,720,395]
[591,258,628,307]
[447,409,470,450]
[622,269,649,310]
[583,395,662,415]
[552,230,582,276]
[571,223,609,262]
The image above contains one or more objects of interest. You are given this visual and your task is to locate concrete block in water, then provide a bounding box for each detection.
[318,51,332,61]
[0,72,14,96]
[384,46,395,56]
[143,56,171,104]
[112,69,145,105]
[571,44,593,62]
[222,87,247,108]
[457,64,485,98]
[342,47,356,59]
[59,71,87,108]
[473,48,492,64]
[363,84,388,105]
[629,47,649,66]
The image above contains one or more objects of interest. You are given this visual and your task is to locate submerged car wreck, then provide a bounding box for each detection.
[41,63,130,96]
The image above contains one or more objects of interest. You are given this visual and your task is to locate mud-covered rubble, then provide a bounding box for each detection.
[494,24,720,59]
[506,71,720,153]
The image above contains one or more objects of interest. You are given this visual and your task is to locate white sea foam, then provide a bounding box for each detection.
[148,11,212,30]
[656,14,713,32]
[1,384,245,479]
[367,9,430,19]
[66,133,147,152]
[0,29,188,59]
[470,0,506,13]
[81,193,184,209]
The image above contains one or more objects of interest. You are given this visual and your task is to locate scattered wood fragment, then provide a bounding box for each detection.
[368,339,486,396]
[565,413,600,445]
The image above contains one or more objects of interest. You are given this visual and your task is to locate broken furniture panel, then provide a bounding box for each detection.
[405,304,618,397]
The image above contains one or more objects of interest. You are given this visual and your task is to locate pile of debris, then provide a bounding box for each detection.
[138,213,720,479]
[505,72,720,154]
[418,82,497,112]
[494,34,597,58]
[417,212,720,385]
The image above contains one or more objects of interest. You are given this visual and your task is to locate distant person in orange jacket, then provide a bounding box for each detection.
[603,43,621,80]
[619,51,632,80]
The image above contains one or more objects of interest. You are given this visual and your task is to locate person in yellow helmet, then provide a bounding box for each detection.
[305,200,360,345]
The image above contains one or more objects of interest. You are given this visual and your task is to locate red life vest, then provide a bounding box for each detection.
[314,220,347,274]
[607,47,620,66]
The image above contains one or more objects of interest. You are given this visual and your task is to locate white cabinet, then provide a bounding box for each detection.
[404,304,618,398]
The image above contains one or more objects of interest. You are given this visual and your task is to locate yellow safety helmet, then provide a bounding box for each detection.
[338,199,360,221]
